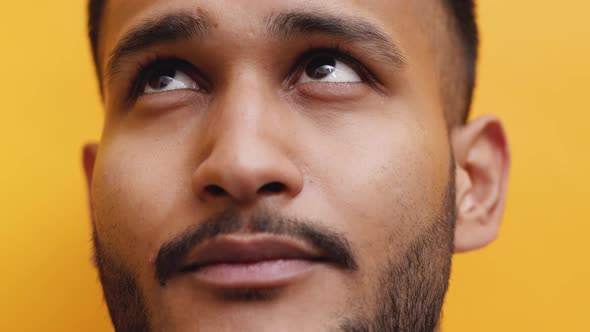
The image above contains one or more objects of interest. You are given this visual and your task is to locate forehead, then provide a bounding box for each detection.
[98,0,436,69]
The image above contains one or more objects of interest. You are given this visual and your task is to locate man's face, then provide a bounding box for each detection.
[87,0,463,331]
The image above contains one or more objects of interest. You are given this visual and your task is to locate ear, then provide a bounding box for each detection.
[82,143,99,220]
[452,115,510,253]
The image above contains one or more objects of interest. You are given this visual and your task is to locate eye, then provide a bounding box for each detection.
[296,55,362,84]
[142,65,199,95]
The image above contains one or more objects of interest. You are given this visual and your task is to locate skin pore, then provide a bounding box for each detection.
[83,0,510,331]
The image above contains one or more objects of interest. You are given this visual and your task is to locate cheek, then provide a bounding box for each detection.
[311,100,451,266]
[91,133,193,268]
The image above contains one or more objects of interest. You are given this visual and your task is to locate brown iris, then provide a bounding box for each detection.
[147,68,177,90]
[305,56,337,80]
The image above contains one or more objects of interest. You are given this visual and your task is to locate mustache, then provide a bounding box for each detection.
[155,209,358,286]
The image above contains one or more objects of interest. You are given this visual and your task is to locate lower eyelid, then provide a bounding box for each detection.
[133,89,208,113]
[294,81,369,101]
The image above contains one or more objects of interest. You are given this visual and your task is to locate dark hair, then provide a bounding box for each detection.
[87,0,478,121]
[443,0,479,122]
[87,0,105,84]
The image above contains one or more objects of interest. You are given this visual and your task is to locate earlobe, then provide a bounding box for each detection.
[452,116,510,253]
[83,143,99,188]
[82,143,99,215]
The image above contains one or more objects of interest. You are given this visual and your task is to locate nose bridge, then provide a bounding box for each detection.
[219,71,272,145]
[212,70,279,162]
[192,71,303,204]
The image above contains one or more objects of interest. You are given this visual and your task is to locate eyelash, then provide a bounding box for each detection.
[288,46,380,87]
[127,56,204,100]
[126,46,378,102]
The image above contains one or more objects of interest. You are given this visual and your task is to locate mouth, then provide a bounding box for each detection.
[178,235,329,289]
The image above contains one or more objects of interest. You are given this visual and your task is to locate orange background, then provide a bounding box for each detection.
[1,1,589,331]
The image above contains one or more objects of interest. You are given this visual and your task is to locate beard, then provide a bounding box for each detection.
[92,168,455,332]
[341,183,455,332]
[93,230,152,332]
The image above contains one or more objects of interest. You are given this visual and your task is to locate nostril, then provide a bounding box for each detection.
[205,185,227,196]
[257,182,286,194]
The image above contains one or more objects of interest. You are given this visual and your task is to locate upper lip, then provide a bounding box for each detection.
[180,235,326,272]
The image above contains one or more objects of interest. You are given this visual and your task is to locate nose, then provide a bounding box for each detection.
[191,79,304,205]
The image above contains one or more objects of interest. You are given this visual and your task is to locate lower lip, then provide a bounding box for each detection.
[189,259,318,288]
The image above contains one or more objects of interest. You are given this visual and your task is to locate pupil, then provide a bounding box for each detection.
[306,56,336,79]
[148,68,176,90]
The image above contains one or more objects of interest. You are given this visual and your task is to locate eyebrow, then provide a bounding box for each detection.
[105,10,405,85]
[105,13,212,83]
[267,12,406,67]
